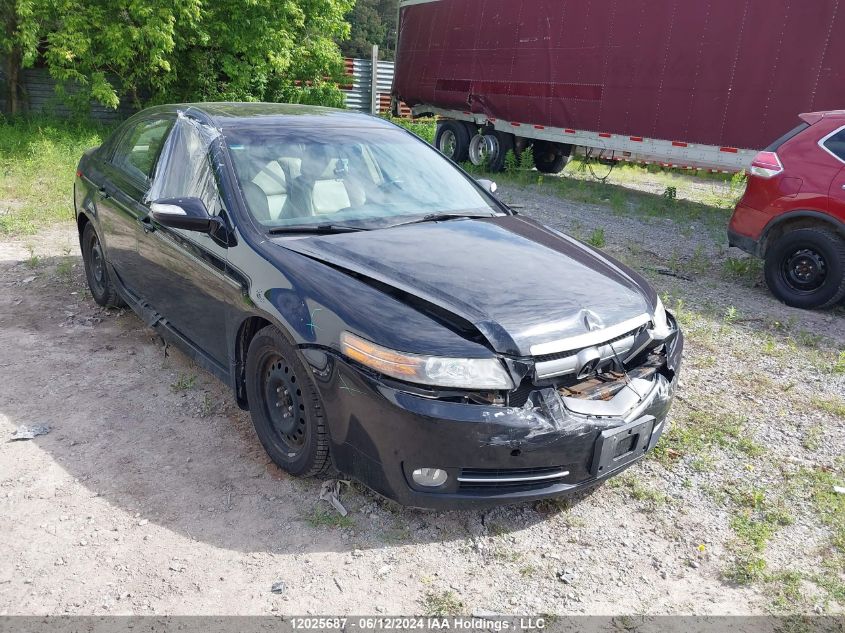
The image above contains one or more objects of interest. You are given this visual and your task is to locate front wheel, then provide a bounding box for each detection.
[245,325,330,476]
[764,227,845,309]
[435,120,471,163]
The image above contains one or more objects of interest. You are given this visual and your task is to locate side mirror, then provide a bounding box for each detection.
[150,197,214,233]
[476,178,498,194]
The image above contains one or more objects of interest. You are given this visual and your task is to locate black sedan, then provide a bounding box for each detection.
[74,103,683,509]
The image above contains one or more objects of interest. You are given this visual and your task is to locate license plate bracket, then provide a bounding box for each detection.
[590,415,655,477]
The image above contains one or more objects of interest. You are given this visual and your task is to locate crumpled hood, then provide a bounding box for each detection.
[274,215,653,356]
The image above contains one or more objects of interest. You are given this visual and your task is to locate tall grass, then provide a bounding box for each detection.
[0,116,109,236]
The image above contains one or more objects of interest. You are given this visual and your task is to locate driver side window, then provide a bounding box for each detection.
[112,118,173,184]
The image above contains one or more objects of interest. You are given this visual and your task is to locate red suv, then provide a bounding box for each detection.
[729,111,845,309]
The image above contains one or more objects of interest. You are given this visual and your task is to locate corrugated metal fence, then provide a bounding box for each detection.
[0,59,405,119]
[0,67,137,122]
[339,57,406,115]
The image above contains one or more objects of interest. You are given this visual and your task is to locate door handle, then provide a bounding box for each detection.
[139,215,156,234]
[98,186,110,199]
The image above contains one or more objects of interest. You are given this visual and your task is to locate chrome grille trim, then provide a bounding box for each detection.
[529,313,651,357]
[534,332,638,379]
[456,469,570,483]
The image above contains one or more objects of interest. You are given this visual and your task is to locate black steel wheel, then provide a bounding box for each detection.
[245,325,330,476]
[764,226,845,309]
[81,221,125,308]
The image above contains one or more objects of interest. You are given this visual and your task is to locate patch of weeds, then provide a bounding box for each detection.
[25,245,40,268]
[764,570,805,612]
[587,227,606,248]
[810,396,845,419]
[723,305,739,324]
[618,475,668,509]
[170,373,197,393]
[796,330,823,349]
[199,393,218,418]
[722,256,762,285]
[302,507,355,529]
[491,547,523,563]
[519,563,536,577]
[421,589,464,616]
[55,258,74,283]
[800,467,845,552]
[662,186,677,202]
[724,549,767,585]
[721,483,794,586]
[653,410,761,463]
[688,245,710,275]
[801,425,824,452]
[832,351,845,375]
[533,496,573,515]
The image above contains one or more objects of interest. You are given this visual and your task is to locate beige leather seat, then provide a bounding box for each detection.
[250,158,302,220]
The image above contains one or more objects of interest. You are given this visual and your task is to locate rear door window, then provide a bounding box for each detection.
[821,127,845,163]
[111,118,173,184]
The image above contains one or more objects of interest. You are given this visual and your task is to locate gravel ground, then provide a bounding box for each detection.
[1,182,843,616]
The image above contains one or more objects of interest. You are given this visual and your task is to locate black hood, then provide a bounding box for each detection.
[274,215,653,356]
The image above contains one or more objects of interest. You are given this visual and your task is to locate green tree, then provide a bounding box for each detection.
[1,0,352,113]
[1,0,40,115]
[340,0,397,61]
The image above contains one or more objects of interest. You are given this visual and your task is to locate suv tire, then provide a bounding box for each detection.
[764,226,845,309]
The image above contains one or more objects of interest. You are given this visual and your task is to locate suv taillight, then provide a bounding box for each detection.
[749,151,783,178]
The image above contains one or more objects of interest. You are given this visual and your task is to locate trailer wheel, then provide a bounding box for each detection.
[435,121,471,162]
[469,131,514,172]
[533,141,573,174]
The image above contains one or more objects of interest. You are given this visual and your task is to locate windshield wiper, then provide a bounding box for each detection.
[268,223,367,235]
[385,212,496,229]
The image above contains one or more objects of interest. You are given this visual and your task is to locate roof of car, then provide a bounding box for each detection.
[140,102,397,129]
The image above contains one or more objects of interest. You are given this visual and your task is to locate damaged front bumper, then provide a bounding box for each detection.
[314,324,683,510]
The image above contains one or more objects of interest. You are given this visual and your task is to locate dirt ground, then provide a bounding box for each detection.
[1,184,843,616]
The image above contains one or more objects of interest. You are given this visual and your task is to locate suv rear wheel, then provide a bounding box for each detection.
[764,227,845,309]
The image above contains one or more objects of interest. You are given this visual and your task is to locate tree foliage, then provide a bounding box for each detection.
[340,0,397,61]
[1,0,353,113]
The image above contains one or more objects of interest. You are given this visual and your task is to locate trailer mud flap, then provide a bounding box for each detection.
[590,415,655,477]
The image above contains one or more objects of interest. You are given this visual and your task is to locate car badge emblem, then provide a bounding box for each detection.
[574,346,602,380]
[583,310,604,332]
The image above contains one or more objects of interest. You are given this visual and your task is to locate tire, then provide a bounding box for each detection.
[533,141,573,174]
[763,226,845,309]
[245,325,330,477]
[468,130,514,172]
[81,222,125,308]
[435,120,471,162]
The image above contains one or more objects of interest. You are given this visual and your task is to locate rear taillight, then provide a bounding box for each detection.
[749,151,783,178]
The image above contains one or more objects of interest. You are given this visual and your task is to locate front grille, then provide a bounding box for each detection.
[457,465,571,491]
[533,326,645,363]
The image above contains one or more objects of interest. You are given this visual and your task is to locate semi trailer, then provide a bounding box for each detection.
[392,0,844,173]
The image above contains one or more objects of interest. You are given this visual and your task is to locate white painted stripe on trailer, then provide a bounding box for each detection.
[414,104,757,171]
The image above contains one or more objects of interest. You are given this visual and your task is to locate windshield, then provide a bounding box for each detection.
[223,124,501,230]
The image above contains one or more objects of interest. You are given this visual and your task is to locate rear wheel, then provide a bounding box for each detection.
[468,130,514,172]
[533,141,573,174]
[81,222,125,308]
[764,227,845,309]
[245,325,330,476]
[435,120,471,162]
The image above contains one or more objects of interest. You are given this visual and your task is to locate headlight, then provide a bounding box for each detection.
[340,332,514,390]
[652,296,673,340]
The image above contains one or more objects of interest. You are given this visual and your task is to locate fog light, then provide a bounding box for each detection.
[412,468,448,487]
